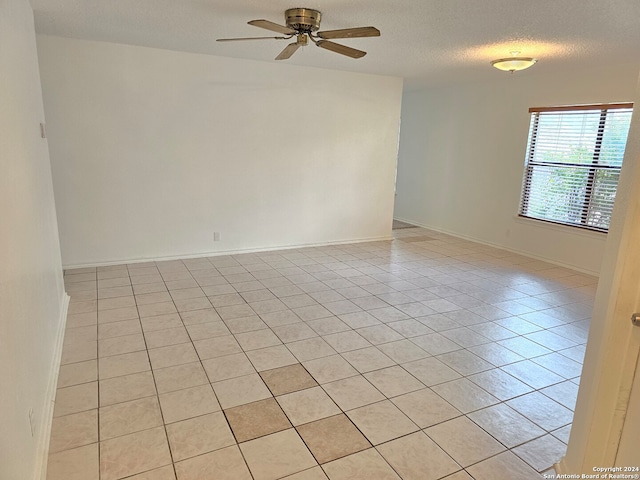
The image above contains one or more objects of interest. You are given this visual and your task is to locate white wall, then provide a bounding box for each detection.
[36,35,404,267]
[394,65,639,274]
[0,1,67,479]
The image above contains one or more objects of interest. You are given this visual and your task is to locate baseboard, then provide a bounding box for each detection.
[34,292,70,480]
[554,456,568,476]
[393,217,600,277]
[62,235,395,269]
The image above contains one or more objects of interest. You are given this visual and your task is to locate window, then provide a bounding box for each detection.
[519,103,633,232]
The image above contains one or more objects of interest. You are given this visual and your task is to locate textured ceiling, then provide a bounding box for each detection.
[31,0,640,89]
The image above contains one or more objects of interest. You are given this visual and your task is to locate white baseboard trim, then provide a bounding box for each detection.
[554,457,568,475]
[393,217,600,277]
[62,235,395,269]
[34,292,69,480]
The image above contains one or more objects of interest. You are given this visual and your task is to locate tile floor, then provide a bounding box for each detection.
[47,227,595,480]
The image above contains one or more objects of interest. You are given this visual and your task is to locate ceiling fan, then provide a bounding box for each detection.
[217,8,380,60]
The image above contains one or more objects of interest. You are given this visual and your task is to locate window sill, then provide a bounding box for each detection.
[512,215,608,239]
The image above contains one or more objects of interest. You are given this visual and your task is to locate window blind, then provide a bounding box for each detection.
[519,103,633,232]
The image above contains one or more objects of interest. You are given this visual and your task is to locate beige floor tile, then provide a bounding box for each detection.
[69,300,98,315]
[386,319,433,337]
[186,321,231,340]
[153,362,208,394]
[64,325,98,344]
[47,443,99,480]
[174,445,252,480]
[281,466,329,479]
[99,371,157,406]
[260,363,318,396]
[297,414,371,464]
[135,291,172,305]
[148,343,199,369]
[61,340,97,365]
[217,304,257,320]
[166,411,235,461]
[501,360,565,389]
[341,347,395,374]
[506,391,574,431]
[466,451,541,480]
[321,448,400,480]
[322,331,371,352]
[225,397,292,442]
[140,313,183,332]
[277,386,341,426]
[66,312,98,328]
[175,297,213,312]
[441,471,473,480]
[512,434,567,472]
[307,317,351,336]
[436,349,495,376]
[100,427,172,480]
[302,355,359,384]
[202,352,256,382]
[98,319,142,339]
[552,424,572,444]
[99,286,134,299]
[364,366,424,398]
[235,329,282,351]
[49,409,98,453]
[99,396,163,440]
[138,302,177,318]
[346,400,419,445]
[54,382,98,417]
[261,310,302,328]
[425,416,506,467]
[180,308,222,325]
[126,465,176,479]
[286,337,337,362]
[144,326,190,349]
[468,403,546,448]
[402,357,461,386]
[193,335,242,360]
[99,333,146,357]
[246,345,298,371]
[355,325,403,345]
[322,375,385,411]
[432,378,500,413]
[224,315,268,334]
[57,360,98,388]
[98,306,139,324]
[240,429,317,480]
[467,368,533,401]
[159,384,220,424]
[272,323,318,343]
[391,388,461,428]
[212,373,272,408]
[98,351,150,379]
[376,431,461,480]
[375,340,430,364]
[133,282,168,295]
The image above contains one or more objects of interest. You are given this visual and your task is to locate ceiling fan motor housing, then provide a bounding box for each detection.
[285,8,322,33]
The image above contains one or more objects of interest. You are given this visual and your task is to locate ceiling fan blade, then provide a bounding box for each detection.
[248,19,296,35]
[275,43,301,61]
[317,26,380,39]
[316,40,366,59]
[217,36,288,42]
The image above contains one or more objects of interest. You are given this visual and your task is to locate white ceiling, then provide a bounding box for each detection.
[31,0,640,89]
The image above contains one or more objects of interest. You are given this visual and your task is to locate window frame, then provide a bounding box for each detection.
[518,103,633,233]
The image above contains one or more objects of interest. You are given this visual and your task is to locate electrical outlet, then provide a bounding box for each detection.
[29,408,36,437]
[213,232,221,242]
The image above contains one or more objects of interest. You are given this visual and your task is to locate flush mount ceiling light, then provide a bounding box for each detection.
[491,51,537,73]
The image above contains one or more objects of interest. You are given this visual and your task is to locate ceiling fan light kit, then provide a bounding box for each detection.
[491,51,537,73]
[217,8,380,61]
